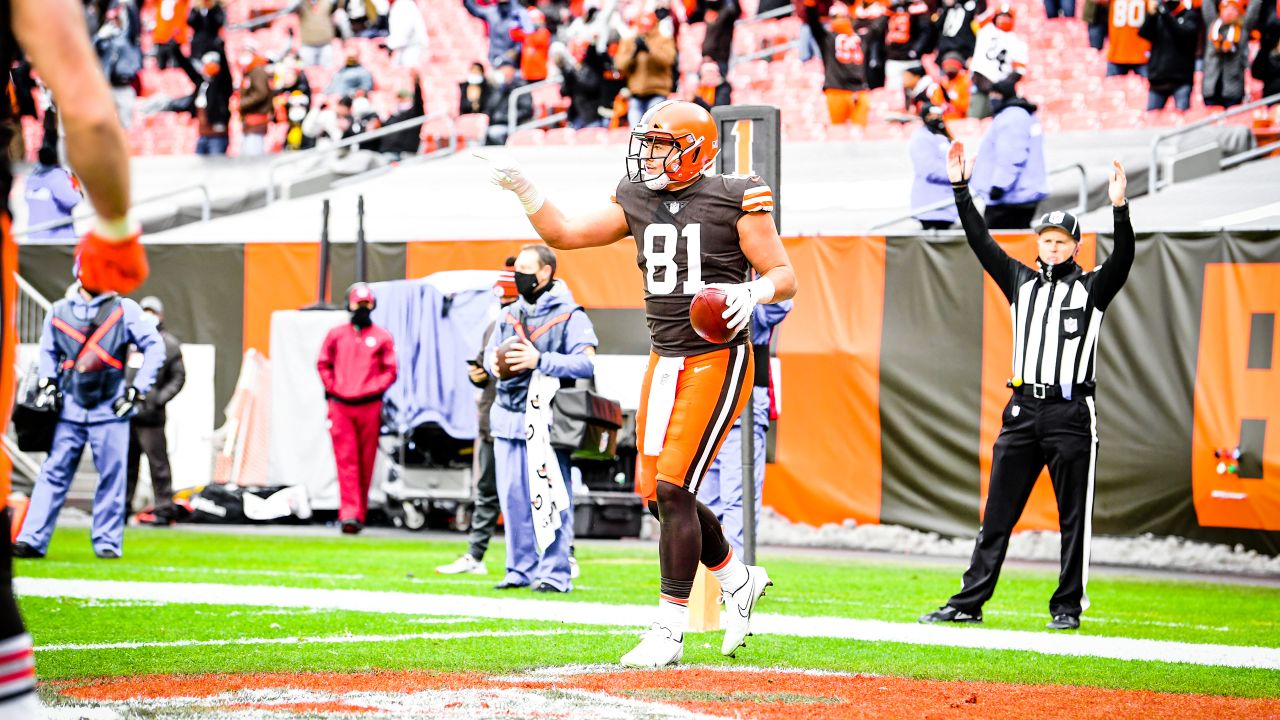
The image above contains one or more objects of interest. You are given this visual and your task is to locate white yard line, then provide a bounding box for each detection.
[17,577,1280,670]
[37,628,630,652]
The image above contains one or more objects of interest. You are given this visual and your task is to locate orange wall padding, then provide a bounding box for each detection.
[406,240,646,309]
[1191,263,1280,531]
[977,234,1096,532]
[243,243,321,356]
[764,236,886,526]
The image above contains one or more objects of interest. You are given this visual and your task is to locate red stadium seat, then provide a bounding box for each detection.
[455,113,490,145]
[575,127,610,145]
[507,128,546,146]
[543,127,576,145]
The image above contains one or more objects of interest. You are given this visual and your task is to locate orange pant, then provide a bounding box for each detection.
[0,216,15,506]
[825,88,870,126]
[635,345,754,503]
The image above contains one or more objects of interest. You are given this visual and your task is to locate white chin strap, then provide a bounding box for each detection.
[644,174,671,191]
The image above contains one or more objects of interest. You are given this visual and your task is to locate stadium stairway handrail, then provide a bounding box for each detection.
[870,162,1090,232]
[14,183,213,239]
[266,112,456,204]
[728,39,803,69]
[5,272,53,482]
[740,3,797,24]
[227,6,293,32]
[508,79,568,140]
[1148,92,1280,196]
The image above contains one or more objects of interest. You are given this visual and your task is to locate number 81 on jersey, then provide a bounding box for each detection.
[643,222,703,295]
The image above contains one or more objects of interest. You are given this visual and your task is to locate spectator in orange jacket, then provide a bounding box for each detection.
[152,0,191,70]
[938,51,971,118]
[317,283,398,535]
[514,8,552,82]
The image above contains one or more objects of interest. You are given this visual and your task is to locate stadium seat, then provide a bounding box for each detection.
[455,113,490,146]
[544,127,576,145]
[507,128,546,146]
[575,127,610,145]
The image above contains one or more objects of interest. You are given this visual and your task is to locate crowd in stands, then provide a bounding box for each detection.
[2,0,1277,168]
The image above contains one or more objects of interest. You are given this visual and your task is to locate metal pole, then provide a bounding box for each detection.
[355,195,367,284]
[317,199,332,305]
[740,401,756,566]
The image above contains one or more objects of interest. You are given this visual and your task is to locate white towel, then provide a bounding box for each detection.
[642,356,685,457]
[525,371,570,554]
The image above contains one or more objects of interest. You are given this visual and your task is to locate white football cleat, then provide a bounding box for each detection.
[620,623,684,668]
[569,555,580,580]
[721,565,772,656]
[435,554,487,575]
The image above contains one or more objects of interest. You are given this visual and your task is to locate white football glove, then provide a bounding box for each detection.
[707,277,776,333]
[473,149,544,214]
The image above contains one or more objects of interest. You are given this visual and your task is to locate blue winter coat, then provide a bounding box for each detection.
[970,100,1048,207]
[908,127,959,223]
[463,0,531,68]
[485,281,598,441]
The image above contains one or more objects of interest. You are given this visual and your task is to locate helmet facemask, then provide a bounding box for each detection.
[627,130,703,190]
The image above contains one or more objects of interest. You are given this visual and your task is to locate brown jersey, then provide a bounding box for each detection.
[613,173,774,357]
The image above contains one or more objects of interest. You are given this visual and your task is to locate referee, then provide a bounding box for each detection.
[919,143,1134,631]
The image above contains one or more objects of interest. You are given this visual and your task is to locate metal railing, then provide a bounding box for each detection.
[14,184,212,239]
[729,39,803,69]
[14,273,51,344]
[1148,92,1280,195]
[265,112,456,203]
[228,5,294,31]
[870,163,1090,231]
[741,3,796,24]
[508,79,564,140]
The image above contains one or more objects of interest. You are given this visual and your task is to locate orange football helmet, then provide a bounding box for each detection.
[626,100,720,190]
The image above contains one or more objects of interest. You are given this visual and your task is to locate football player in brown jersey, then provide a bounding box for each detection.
[0,0,148,714]
[479,100,797,668]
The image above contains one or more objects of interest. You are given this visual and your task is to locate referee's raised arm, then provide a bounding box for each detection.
[1091,161,1135,310]
[947,141,1025,301]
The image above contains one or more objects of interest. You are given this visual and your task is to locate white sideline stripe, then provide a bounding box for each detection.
[16,578,1280,670]
[37,629,629,652]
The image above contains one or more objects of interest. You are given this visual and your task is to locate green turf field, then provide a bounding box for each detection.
[17,526,1280,699]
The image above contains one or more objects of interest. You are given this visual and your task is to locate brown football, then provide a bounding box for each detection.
[494,336,529,380]
[690,287,737,344]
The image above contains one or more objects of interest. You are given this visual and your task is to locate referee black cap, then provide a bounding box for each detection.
[1034,210,1081,242]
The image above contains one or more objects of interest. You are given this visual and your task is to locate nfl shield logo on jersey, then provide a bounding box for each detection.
[665,201,686,214]
[1064,317,1078,334]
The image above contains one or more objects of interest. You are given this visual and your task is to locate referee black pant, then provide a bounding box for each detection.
[949,393,1098,618]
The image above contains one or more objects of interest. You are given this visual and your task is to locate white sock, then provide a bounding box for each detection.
[710,548,749,594]
[656,598,688,638]
[0,692,41,719]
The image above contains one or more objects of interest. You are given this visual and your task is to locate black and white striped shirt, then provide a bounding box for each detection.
[954,185,1135,387]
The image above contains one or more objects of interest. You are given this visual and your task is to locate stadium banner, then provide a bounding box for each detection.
[16,231,1279,552]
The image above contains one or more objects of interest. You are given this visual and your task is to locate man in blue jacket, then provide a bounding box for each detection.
[969,82,1048,230]
[484,244,597,593]
[464,0,530,69]
[15,273,164,559]
[909,104,959,230]
[698,300,792,556]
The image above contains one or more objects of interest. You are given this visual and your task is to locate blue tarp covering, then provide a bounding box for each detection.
[371,273,499,440]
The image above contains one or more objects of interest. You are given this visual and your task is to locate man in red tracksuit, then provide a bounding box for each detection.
[317,283,398,534]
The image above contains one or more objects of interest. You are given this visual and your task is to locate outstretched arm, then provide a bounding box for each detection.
[948,141,1024,300]
[476,150,630,249]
